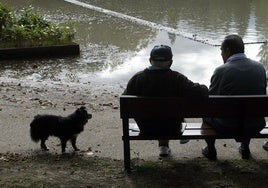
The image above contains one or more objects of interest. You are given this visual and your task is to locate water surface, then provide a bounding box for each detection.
[1,0,268,87]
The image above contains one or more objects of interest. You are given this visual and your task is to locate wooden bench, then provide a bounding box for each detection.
[120,95,268,172]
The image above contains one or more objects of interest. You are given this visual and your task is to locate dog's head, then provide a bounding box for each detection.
[76,106,92,121]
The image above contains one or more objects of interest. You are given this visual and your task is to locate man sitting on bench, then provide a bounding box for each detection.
[123,45,208,157]
[202,34,267,160]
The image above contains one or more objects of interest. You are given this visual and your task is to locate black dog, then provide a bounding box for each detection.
[30,106,92,153]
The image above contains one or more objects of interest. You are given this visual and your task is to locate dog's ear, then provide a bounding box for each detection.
[80,106,86,110]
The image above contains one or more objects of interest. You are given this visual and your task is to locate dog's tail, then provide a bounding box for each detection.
[30,117,40,142]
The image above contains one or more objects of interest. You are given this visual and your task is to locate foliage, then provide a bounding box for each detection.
[0,2,12,32]
[0,3,75,48]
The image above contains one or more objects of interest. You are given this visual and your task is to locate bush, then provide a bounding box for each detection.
[0,3,12,32]
[0,3,75,48]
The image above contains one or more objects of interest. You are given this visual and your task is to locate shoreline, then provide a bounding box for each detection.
[0,78,268,161]
[0,77,124,158]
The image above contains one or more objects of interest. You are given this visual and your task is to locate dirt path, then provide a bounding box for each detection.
[1,78,268,187]
[1,78,268,160]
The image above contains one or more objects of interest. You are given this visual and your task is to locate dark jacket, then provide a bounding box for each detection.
[206,57,267,137]
[124,68,208,135]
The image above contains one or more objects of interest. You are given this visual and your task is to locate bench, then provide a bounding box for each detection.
[120,95,268,172]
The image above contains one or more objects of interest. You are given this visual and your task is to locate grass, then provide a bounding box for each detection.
[1,152,268,187]
[0,3,75,48]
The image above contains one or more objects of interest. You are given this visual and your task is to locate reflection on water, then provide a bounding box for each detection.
[1,0,268,87]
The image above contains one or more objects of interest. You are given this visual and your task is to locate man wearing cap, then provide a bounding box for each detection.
[123,45,208,157]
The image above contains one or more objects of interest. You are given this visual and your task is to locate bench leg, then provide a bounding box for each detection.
[123,138,131,172]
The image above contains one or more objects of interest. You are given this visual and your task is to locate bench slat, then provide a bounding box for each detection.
[260,128,268,134]
[183,122,212,129]
[120,95,268,118]
[182,129,217,136]
[125,122,268,139]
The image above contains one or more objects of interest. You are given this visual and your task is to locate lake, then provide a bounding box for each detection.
[1,0,268,87]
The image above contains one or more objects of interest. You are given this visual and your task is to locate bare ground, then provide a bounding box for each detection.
[1,152,268,188]
[1,78,268,187]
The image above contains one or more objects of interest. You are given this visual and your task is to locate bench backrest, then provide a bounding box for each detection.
[120,95,268,119]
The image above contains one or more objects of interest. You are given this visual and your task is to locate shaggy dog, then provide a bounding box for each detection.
[30,106,92,153]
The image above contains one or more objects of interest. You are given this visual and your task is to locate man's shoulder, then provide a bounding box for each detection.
[168,69,185,75]
[132,68,185,78]
[247,58,264,67]
[240,58,265,70]
[215,58,265,76]
[214,63,228,73]
[132,69,147,76]
[231,58,262,65]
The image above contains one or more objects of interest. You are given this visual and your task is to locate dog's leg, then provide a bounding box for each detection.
[60,138,68,153]
[71,136,80,151]
[40,139,49,151]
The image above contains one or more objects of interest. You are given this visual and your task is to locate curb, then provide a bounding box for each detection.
[0,43,80,60]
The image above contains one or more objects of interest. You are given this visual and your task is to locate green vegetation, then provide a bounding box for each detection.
[0,3,75,48]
